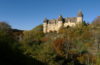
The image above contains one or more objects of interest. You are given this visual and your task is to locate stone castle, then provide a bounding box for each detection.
[43,11,83,33]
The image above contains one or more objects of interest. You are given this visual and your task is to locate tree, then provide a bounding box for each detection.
[0,22,11,31]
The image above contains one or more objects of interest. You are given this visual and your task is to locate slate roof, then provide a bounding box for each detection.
[77,11,83,17]
[48,19,56,24]
[64,17,77,22]
[46,17,77,23]
[43,11,83,23]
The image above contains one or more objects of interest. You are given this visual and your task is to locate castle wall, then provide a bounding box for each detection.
[47,23,56,32]
[64,22,76,27]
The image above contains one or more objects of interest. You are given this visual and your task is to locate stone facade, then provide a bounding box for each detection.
[43,11,83,33]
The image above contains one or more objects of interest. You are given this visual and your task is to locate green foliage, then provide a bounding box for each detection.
[0,23,45,65]
[22,25,44,44]
[0,22,100,65]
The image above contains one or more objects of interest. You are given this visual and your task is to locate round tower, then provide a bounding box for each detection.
[77,11,83,23]
[57,15,64,32]
[43,18,48,33]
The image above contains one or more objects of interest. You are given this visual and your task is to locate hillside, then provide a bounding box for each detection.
[0,20,100,65]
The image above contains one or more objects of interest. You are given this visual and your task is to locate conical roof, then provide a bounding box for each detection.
[77,11,83,17]
[43,18,48,23]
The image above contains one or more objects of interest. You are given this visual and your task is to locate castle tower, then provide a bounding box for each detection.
[43,18,48,33]
[77,11,83,23]
[57,15,64,32]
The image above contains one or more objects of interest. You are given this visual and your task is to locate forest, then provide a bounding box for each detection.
[0,16,100,65]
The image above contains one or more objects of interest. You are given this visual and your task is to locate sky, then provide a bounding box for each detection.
[0,0,100,30]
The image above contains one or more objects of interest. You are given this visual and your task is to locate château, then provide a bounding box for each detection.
[43,11,83,33]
